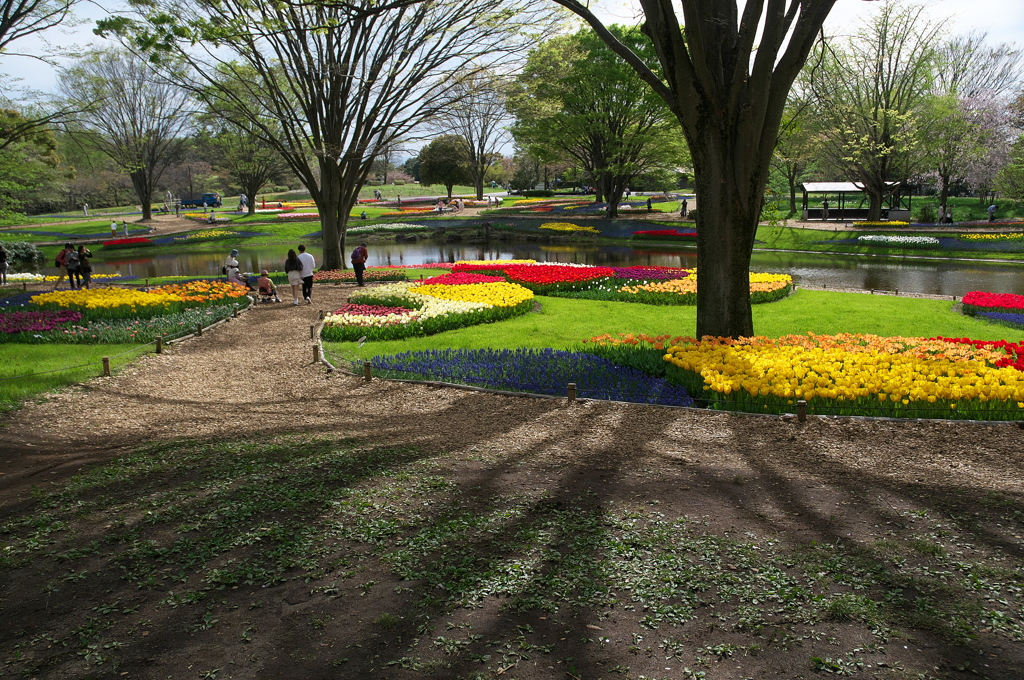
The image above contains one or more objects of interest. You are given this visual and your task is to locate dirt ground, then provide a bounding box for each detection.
[2,286,1024,679]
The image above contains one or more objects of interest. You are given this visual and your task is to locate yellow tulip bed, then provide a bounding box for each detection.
[659,333,1024,420]
[539,222,600,234]
[30,281,250,321]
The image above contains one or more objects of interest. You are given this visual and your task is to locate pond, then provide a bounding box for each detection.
[86,241,1024,297]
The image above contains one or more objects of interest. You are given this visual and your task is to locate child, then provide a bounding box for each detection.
[256,270,281,302]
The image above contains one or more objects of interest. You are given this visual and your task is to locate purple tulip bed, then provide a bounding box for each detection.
[363,348,695,407]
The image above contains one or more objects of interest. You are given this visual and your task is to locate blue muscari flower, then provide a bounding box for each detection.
[366,348,694,407]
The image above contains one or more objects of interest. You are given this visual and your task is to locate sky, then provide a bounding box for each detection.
[2,0,1023,96]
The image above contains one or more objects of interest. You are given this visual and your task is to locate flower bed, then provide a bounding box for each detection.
[608,266,691,280]
[857,235,939,246]
[959,233,1024,242]
[1,310,83,338]
[347,222,428,234]
[101,237,155,249]
[539,222,600,234]
[962,291,1024,314]
[322,280,534,341]
[29,281,249,321]
[452,262,615,294]
[147,280,251,303]
[421,273,506,285]
[274,212,321,221]
[365,348,695,406]
[550,270,792,305]
[0,304,241,344]
[631,229,698,242]
[312,268,408,283]
[658,333,1024,420]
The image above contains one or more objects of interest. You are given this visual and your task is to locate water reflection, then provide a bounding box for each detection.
[89,242,1024,297]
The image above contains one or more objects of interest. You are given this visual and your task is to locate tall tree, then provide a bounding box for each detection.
[926,33,1022,208]
[809,2,942,221]
[418,135,471,198]
[436,70,511,200]
[551,0,837,338]
[771,95,819,214]
[509,26,685,218]
[206,126,289,215]
[58,50,192,220]
[99,0,558,269]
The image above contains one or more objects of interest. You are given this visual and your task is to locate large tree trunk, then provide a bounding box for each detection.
[130,169,153,221]
[318,162,346,270]
[691,137,762,339]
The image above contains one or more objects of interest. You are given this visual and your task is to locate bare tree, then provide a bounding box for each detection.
[551,0,837,338]
[100,0,559,269]
[435,70,511,200]
[58,50,192,220]
[0,0,75,55]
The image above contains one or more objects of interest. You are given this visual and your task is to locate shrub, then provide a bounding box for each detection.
[523,190,555,198]
[917,204,936,224]
[1,241,45,269]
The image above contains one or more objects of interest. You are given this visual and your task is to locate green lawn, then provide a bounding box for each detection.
[323,290,1024,365]
[0,344,148,413]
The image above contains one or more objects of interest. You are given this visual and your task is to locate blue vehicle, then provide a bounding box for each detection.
[178,192,222,208]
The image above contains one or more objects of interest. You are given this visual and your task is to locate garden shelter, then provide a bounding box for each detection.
[801,182,911,222]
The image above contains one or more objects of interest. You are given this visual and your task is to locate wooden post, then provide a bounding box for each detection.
[796,399,807,423]
[319,310,326,320]
[312,344,320,363]
[22,282,27,292]
[364,362,372,382]
[310,324,316,340]
[156,336,163,354]
[567,382,577,404]
[233,305,239,318]
[102,357,110,376]
[197,323,202,337]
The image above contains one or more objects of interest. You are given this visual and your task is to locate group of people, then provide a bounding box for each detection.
[53,243,93,290]
[110,220,131,238]
[225,241,369,307]
[434,198,464,213]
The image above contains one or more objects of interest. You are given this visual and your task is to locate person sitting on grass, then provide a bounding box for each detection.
[256,270,281,302]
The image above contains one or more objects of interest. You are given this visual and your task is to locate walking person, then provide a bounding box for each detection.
[82,203,89,216]
[351,242,368,287]
[938,205,945,224]
[0,244,8,285]
[285,249,302,305]
[110,220,118,239]
[988,203,997,222]
[52,243,74,290]
[123,220,130,237]
[76,246,93,289]
[297,244,315,304]
[822,200,830,221]
[680,198,688,218]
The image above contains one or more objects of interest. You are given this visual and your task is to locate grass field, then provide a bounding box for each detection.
[0,344,148,413]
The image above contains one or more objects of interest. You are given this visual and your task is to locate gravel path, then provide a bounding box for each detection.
[2,283,1024,511]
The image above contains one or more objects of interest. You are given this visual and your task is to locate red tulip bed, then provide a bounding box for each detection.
[102,237,155,249]
[453,262,616,294]
[631,228,698,242]
[421,273,506,285]
[961,291,1024,332]
[940,336,1024,371]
